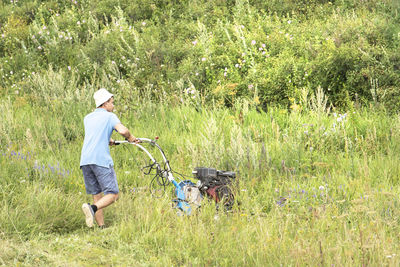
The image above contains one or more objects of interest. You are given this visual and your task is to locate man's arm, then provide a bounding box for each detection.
[114,123,138,143]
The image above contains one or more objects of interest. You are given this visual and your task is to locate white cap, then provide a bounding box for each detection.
[94,88,113,107]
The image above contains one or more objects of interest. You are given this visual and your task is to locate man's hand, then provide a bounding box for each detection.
[109,138,115,146]
[127,135,141,144]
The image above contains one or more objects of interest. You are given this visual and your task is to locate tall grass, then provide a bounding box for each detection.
[1,77,400,265]
[1,0,400,265]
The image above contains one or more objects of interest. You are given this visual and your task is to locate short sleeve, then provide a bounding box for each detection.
[109,113,121,129]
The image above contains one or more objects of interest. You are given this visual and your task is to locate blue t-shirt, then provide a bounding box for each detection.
[80,108,120,168]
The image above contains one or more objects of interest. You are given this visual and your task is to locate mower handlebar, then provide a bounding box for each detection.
[114,138,154,145]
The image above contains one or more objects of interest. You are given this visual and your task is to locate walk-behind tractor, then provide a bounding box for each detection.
[115,138,236,215]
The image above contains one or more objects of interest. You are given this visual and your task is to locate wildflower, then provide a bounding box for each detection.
[259,47,263,51]
[319,185,325,190]
[77,21,81,25]
[288,20,292,24]
[111,61,116,64]
[251,40,256,45]
[201,57,206,62]
[276,197,287,207]
[142,22,146,26]
[37,46,42,50]
[235,64,239,68]
[32,35,35,39]
[192,40,197,45]
[248,84,254,89]
[43,26,47,30]
[240,25,245,29]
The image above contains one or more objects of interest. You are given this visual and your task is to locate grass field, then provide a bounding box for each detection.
[1,93,400,266]
[1,0,400,265]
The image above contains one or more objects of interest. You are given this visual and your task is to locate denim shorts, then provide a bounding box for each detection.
[81,164,119,195]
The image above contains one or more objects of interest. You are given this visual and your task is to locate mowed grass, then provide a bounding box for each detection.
[1,96,400,266]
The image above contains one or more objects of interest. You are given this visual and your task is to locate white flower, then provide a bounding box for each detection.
[192,40,197,45]
[67,66,71,71]
[201,57,206,61]
[142,22,146,26]
[77,21,81,25]
[235,64,239,68]
[251,40,256,45]
[319,185,325,190]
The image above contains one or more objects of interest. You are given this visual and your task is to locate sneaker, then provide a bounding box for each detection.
[98,225,107,230]
[81,203,95,227]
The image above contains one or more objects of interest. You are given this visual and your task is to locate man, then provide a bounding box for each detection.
[80,88,139,228]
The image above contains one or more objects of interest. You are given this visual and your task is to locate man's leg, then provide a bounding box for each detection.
[92,193,119,226]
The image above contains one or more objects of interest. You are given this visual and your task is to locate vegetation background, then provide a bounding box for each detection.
[1,0,400,265]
